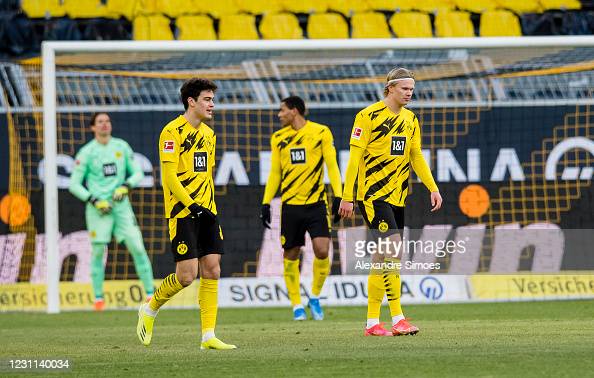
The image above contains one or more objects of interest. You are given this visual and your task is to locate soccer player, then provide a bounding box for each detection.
[136,78,235,350]
[260,96,342,321]
[338,68,442,336]
[69,113,154,311]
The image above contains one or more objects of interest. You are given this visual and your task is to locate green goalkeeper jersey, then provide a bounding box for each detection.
[69,137,143,202]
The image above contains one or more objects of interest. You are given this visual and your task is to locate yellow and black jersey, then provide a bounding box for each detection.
[159,115,217,218]
[347,101,437,207]
[262,120,342,205]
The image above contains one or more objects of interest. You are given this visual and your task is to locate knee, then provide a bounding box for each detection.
[201,265,220,280]
[283,248,300,260]
[177,273,195,287]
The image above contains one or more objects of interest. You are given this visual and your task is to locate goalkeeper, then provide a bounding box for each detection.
[69,113,154,311]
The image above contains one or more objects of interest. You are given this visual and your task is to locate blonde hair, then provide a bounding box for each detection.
[383,67,415,97]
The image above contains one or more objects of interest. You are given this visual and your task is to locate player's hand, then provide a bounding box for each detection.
[338,200,354,218]
[90,197,112,215]
[260,204,271,229]
[430,191,443,212]
[331,197,342,224]
[189,203,215,224]
[112,184,129,201]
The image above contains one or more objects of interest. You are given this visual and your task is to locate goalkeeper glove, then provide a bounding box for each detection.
[89,197,112,215]
[260,204,271,229]
[188,203,215,224]
[332,197,342,224]
[112,184,130,201]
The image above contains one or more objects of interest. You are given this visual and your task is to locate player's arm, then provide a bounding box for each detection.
[260,139,281,228]
[321,128,343,223]
[339,112,371,218]
[113,142,144,201]
[69,148,111,214]
[409,115,442,212]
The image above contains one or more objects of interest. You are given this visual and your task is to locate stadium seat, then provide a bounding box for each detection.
[389,12,433,38]
[106,0,138,20]
[306,13,349,39]
[155,0,194,18]
[435,11,475,37]
[195,0,239,19]
[539,0,581,10]
[329,0,371,16]
[218,14,259,40]
[496,0,541,13]
[454,0,498,14]
[412,0,455,13]
[176,15,216,40]
[259,13,303,39]
[133,15,174,40]
[480,10,522,36]
[64,0,107,18]
[351,12,392,38]
[236,0,282,15]
[281,0,329,13]
[21,0,65,18]
[370,0,415,11]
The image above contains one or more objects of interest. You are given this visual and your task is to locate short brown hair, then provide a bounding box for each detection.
[90,112,109,126]
[180,78,217,110]
[383,67,415,97]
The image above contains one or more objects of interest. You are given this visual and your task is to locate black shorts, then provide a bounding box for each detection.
[168,217,224,262]
[281,201,330,249]
[358,200,404,237]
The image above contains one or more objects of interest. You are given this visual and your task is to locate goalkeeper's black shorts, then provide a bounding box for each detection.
[280,201,330,250]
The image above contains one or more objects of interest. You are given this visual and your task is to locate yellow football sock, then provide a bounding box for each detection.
[199,278,218,334]
[149,273,183,312]
[367,272,385,319]
[311,256,330,297]
[283,258,301,306]
[384,258,403,317]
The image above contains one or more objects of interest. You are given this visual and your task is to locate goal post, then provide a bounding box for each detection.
[39,36,594,313]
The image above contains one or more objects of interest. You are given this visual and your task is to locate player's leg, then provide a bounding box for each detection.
[281,204,307,320]
[197,220,235,350]
[307,202,331,320]
[137,218,198,346]
[85,204,114,311]
[113,200,154,299]
[359,201,393,336]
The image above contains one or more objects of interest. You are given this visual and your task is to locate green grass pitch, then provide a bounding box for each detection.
[1,300,593,377]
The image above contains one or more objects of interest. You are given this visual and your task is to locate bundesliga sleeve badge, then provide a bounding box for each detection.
[352,127,363,140]
[163,140,175,153]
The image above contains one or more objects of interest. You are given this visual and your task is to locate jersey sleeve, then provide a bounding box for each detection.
[321,127,342,197]
[123,141,143,188]
[262,135,281,204]
[159,127,180,164]
[211,134,217,169]
[410,115,438,193]
[349,111,372,149]
[68,147,91,202]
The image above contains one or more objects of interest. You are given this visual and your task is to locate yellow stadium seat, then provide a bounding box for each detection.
[106,0,139,20]
[259,13,303,39]
[389,12,433,38]
[412,0,454,13]
[195,0,239,19]
[479,10,522,36]
[351,12,391,38]
[218,14,259,39]
[133,15,174,40]
[495,0,541,13]
[307,13,349,39]
[371,0,415,11]
[21,0,65,18]
[454,0,498,13]
[64,0,107,18]
[236,0,282,14]
[280,0,328,13]
[176,15,217,40]
[540,0,581,10]
[155,0,194,18]
[329,0,371,16]
[435,11,475,37]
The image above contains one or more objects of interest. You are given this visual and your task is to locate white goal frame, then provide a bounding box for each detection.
[42,36,594,313]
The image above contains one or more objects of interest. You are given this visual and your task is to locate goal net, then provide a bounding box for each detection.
[1,38,594,312]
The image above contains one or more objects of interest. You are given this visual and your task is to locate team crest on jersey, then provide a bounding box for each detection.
[177,242,188,255]
[115,151,122,159]
[352,127,363,140]
[163,140,175,153]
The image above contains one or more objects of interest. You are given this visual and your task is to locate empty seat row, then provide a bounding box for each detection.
[22,0,582,20]
[133,10,523,41]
